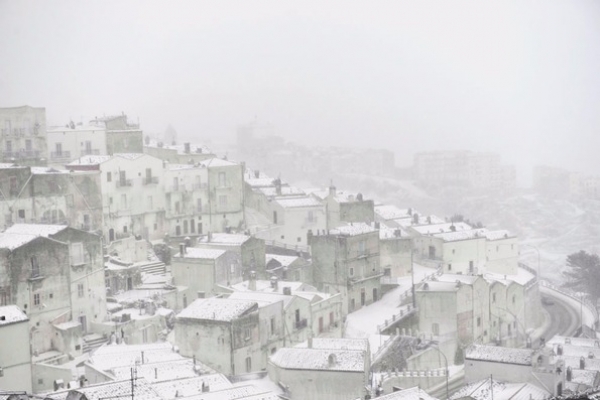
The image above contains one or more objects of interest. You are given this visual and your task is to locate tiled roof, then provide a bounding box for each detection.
[269,347,366,372]
[266,254,298,267]
[465,344,532,365]
[0,232,40,250]
[177,298,257,322]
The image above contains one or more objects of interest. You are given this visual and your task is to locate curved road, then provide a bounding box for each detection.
[540,294,580,340]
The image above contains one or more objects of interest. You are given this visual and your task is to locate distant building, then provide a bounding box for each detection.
[0,105,47,166]
[47,123,107,166]
[89,114,143,155]
[144,140,215,164]
[310,185,375,230]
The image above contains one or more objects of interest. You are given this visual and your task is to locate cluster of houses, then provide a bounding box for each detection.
[0,105,587,400]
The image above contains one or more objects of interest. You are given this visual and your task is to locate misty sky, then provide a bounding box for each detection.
[1,1,599,182]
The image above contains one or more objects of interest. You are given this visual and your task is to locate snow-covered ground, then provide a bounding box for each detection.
[345,263,437,339]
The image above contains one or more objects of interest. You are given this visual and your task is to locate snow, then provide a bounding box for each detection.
[231,280,308,293]
[375,204,413,221]
[295,337,369,352]
[228,291,292,308]
[200,157,238,168]
[328,222,377,236]
[465,344,533,365]
[270,347,366,372]
[68,155,112,165]
[376,386,439,400]
[412,222,473,235]
[0,305,28,325]
[259,186,305,197]
[177,298,257,322]
[345,263,437,338]
[0,232,39,250]
[150,374,233,398]
[571,369,599,386]
[266,253,298,266]
[275,196,322,208]
[5,223,67,237]
[198,233,251,246]
[451,378,549,400]
[434,228,488,242]
[379,226,410,240]
[177,247,226,259]
[89,342,183,371]
[245,177,276,188]
[114,153,145,160]
[111,359,212,383]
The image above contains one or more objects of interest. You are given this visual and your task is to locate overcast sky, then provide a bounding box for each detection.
[1,1,599,181]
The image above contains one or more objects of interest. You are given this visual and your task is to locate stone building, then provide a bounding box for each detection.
[89,114,143,155]
[309,222,382,315]
[0,305,32,392]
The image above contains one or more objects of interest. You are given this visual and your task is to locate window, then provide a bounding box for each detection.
[218,172,226,187]
[349,267,354,277]
[219,195,227,206]
[271,347,277,355]
[31,256,40,277]
[358,240,366,256]
[512,295,516,304]
[9,176,17,194]
[245,357,252,373]
[492,293,496,303]
[477,317,481,327]
[295,309,300,323]
[175,201,180,213]
[183,220,188,234]
[5,140,12,153]
[452,249,455,254]
[173,177,179,191]
[270,317,276,335]
[0,287,10,306]
[77,283,84,298]
[197,198,202,212]
[18,209,25,220]
[121,194,127,209]
[25,139,32,151]
[123,225,128,233]
[469,260,474,272]
[244,327,251,340]
[71,242,84,265]
[33,293,40,306]
[191,219,195,233]
[448,264,452,271]
[145,168,152,182]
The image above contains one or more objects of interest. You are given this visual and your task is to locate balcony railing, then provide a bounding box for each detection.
[295,318,308,330]
[116,179,133,188]
[144,176,159,185]
[3,150,40,160]
[51,151,71,160]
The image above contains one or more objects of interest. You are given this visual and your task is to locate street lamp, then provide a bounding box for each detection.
[430,345,449,400]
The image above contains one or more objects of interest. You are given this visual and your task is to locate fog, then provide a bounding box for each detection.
[1,1,599,183]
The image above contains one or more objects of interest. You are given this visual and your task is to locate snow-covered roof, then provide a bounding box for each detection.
[465,344,533,366]
[113,153,146,160]
[176,248,227,260]
[68,155,112,165]
[0,305,28,326]
[245,178,276,188]
[329,222,377,236]
[416,281,460,293]
[228,291,292,308]
[269,347,366,372]
[47,378,162,400]
[436,273,480,285]
[375,205,413,221]
[200,157,238,168]
[571,369,599,386]
[0,232,41,250]
[484,230,515,241]
[379,226,410,240]
[259,186,305,197]
[197,233,251,246]
[266,254,299,267]
[485,267,535,287]
[183,385,276,400]
[561,356,600,371]
[275,196,322,208]
[412,222,472,235]
[295,338,369,352]
[231,280,308,293]
[88,342,184,371]
[31,167,69,174]
[547,335,600,349]
[111,359,213,383]
[177,298,257,322]
[48,124,106,132]
[434,228,488,242]
[554,344,600,359]
[5,223,67,237]
[150,374,232,398]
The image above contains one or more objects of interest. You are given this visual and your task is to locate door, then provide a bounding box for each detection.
[361,288,366,306]
[78,315,87,334]
[109,228,115,242]
[373,288,378,302]
[428,245,436,258]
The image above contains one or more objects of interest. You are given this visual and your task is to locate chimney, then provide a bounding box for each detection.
[328,180,336,197]
[374,221,380,230]
[270,276,278,290]
[356,193,363,201]
[184,236,191,248]
[283,286,292,296]
[179,243,186,256]
[394,229,402,237]
[275,178,282,195]
[254,170,260,178]
[184,142,191,154]
[249,271,257,291]
[557,345,563,356]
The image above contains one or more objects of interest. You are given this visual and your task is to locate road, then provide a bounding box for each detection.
[540,294,580,341]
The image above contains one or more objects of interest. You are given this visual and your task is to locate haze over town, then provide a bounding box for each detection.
[1,2,600,400]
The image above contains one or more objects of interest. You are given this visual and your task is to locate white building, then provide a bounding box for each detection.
[0,305,32,392]
[47,124,107,166]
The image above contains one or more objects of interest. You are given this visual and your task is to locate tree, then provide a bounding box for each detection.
[562,251,600,300]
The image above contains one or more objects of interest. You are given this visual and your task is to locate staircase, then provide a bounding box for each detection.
[82,333,107,354]
[139,260,167,276]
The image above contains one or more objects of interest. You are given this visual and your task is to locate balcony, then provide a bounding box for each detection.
[3,150,40,160]
[144,176,159,185]
[51,151,71,161]
[295,318,308,330]
[81,149,100,156]
[116,179,133,188]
